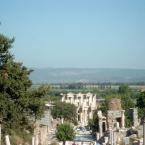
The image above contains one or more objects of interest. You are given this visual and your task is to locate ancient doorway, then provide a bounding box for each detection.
[78,114,80,121]
[102,122,106,132]
[116,117,122,127]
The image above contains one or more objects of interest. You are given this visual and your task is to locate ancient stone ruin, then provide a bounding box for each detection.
[61,92,97,126]
[96,98,125,145]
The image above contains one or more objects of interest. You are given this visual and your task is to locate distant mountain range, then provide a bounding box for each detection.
[29,68,145,84]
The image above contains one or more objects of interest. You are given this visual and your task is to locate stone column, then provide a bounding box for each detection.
[35,134,39,145]
[5,135,10,145]
[143,121,145,145]
[82,110,85,126]
[33,122,39,145]
[70,98,72,104]
[81,95,83,106]
[111,129,114,145]
[89,111,92,119]
[61,118,64,124]
[61,96,64,102]
[99,120,103,137]
[121,110,125,128]
[79,111,81,125]
[96,133,100,141]
[77,111,78,122]
[133,108,139,127]
[104,137,109,144]
[32,136,35,145]
[84,110,87,126]
[113,131,117,145]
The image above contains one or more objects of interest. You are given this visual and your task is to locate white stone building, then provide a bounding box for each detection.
[61,92,97,126]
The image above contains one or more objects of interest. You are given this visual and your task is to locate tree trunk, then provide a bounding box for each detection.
[63,141,65,145]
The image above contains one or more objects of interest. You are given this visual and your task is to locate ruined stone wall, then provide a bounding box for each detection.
[108,98,122,111]
[39,125,48,145]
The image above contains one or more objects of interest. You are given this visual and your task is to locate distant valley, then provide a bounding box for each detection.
[29,68,145,84]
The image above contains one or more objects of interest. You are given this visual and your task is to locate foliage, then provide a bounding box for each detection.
[0,34,14,65]
[118,84,130,94]
[67,83,83,90]
[0,36,32,129]
[45,89,61,102]
[98,101,108,115]
[56,123,75,144]
[98,91,135,127]
[0,34,49,135]
[51,102,77,125]
[7,128,32,145]
[136,91,145,119]
[27,85,50,120]
[121,95,135,110]
[136,91,145,108]
[121,94,135,127]
[98,94,120,115]
[125,112,132,127]
[118,85,135,126]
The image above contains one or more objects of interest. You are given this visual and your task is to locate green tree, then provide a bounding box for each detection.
[118,84,130,94]
[98,95,120,115]
[0,34,14,66]
[136,91,145,108]
[67,83,83,90]
[56,123,75,145]
[0,34,31,130]
[98,94,135,127]
[121,94,135,127]
[27,85,50,121]
[0,34,49,135]
[121,94,135,110]
[51,102,77,124]
[136,91,145,119]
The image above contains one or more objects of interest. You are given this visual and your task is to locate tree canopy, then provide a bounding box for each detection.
[118,84,130,94]
[56,123,75,145]
[0,34,49,134]
[51,102,77,124]
[98,93,135,127]
[136,91,145,119]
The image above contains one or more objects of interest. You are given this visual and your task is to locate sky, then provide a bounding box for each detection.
[0,0,145,69]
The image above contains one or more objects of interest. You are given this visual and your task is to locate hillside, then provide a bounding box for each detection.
[29,68,145,84]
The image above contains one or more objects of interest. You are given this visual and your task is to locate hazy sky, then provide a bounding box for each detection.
[0,0,145,69]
